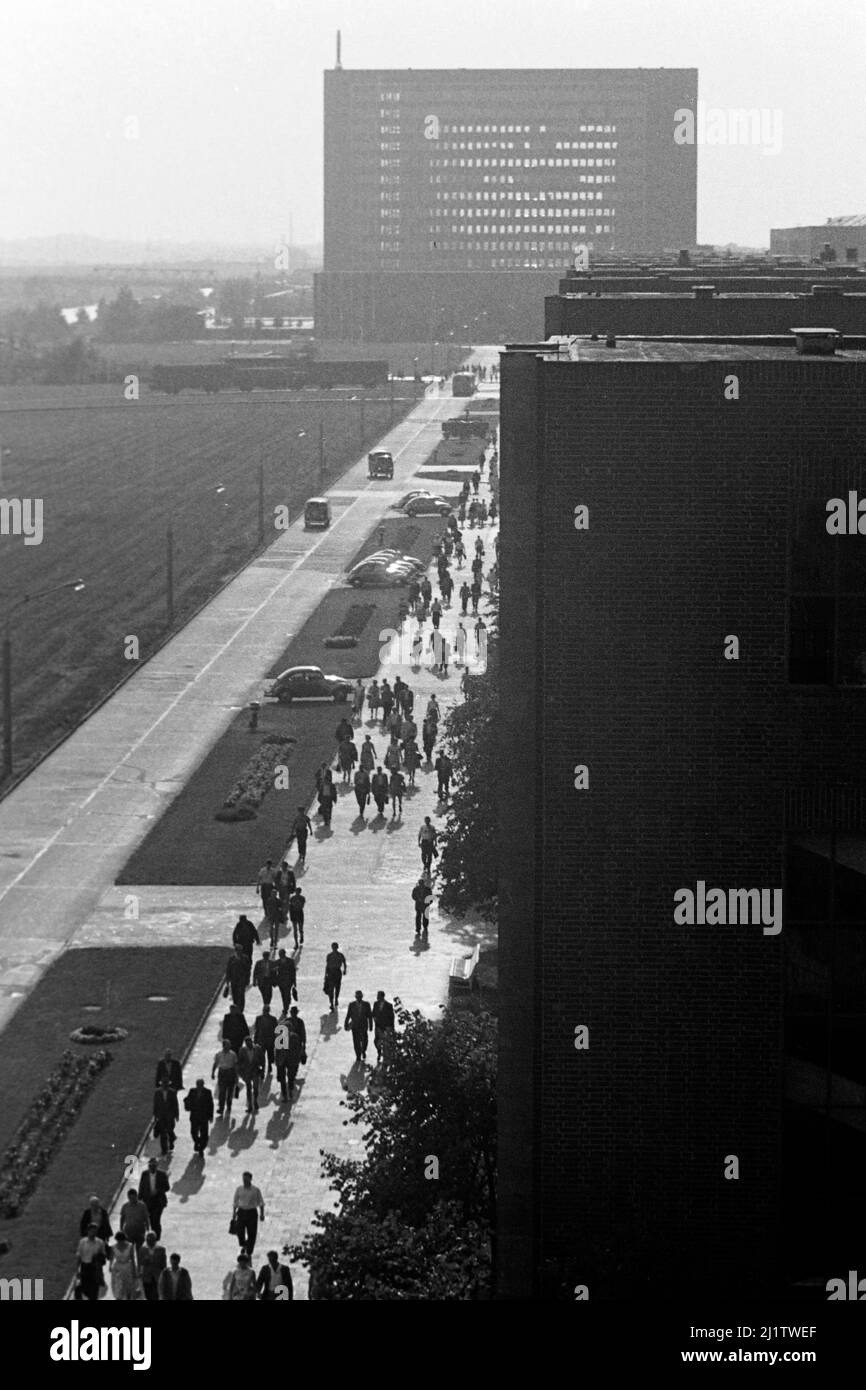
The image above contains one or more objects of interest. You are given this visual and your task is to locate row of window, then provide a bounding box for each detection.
[430,232,611,249]
[438,187,614,200]
[378,91,401,101]
[380,125,401,135]
[441,141,616,152]
[431,157,616,169]
[438,122,615,134]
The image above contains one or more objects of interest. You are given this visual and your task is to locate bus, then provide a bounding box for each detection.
[452,372,476,397]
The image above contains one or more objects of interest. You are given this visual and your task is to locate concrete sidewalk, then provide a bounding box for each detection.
[98,460,500,1300]
[0,386,465,1032]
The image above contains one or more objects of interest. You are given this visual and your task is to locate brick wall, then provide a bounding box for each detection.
[498,350,866,1298]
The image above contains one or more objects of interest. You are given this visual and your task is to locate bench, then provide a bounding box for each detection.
[449,943,481,993]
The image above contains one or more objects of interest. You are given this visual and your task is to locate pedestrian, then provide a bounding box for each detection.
[411,626,424,667]
[418,817,439,872]
[158,1252,193,1301]
[455,536,466,566]
[430,598,443,630]
[387,706,402,741]
[434,750,453,799]
[420,576,432,606]
[412,877,433,936]
[119,1189,149,1250]
[479,499,489,524]
[367,679,381,721]
[253,949,275,1007]
[212,1040,239,1119]
[288,886,306,947]
[459,581,471,615]
[443,532,454,559]
[344,990,373,1063]
[318,769,337,826]
[138,1158,170,1238]
[393,676,406,715]
[422,718,436,762]
[139,1232,167,1303]
[474,615,487,661]
[256,858,276,913]
[109,1232,139,1301]
[253,1005,276,1075]
[438,636,451,676]
[154,1050,183,1093]
[380,679,394,726]
[426,694,441,726]
[232,1172,265,1259]
[276,861,296,918]
[359,733,377,771]
[407,577,420,612]
[79,1196,112,1246]
[335,714,354,745]
[384,738,402,774]
[223,1252,257,1301]
[75,1224,107,1302]
[152,1080,179,1155]
[389,768,405,818]
[400,713,417,747]
[275,1007,306,1101]
[488,497,498,523]
[440,571,454,606]
[472,468,480,495]
[323,942,347,1012]
[455,622,468,665]
[183,1078,214,1153]
[468,498,480,528]
[371,766,389,817]
[237,1036,262,1114]
[224,945,250,1010]
[353,766,371,816]
[257,1251,294,1301]
[337,734,358,784]
[221,1002,249,1054]
[372,991,396,1062]
[403,738,420,786]
[458,499,467,524]
[291,806,312,864]
[273,948,298,1015]
[471,578,482,615]
[232,914,259,962]
[352,678,365,722]
[471,555,484,583]
[475,535,485,559]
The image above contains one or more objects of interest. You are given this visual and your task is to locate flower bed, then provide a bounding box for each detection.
[215,733,297,822]
[69,1024,128,1045]
[0,1048,112,1218]
[331,603,375,641]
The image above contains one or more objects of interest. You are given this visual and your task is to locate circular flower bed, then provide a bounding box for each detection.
[69,1024,128,1045]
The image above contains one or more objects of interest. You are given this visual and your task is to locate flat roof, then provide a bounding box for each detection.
[555,292,866,301]
[505,335,866,362]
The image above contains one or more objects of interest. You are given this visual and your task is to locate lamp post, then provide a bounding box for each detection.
[3,579,85,780]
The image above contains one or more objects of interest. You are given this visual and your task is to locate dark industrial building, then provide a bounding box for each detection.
[771,216,866,264]
[497,327,866,1300]
[318,64,697,341]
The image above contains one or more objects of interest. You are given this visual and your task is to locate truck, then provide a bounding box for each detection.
[452,372,476,397]
[367,450,394,479]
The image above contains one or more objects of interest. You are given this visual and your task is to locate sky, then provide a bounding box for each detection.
[0,0,863,250]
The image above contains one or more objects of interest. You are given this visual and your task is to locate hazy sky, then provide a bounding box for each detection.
[0,0,863,248]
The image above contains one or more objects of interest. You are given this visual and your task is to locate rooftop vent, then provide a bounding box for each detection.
[605,333,617,347]
[694,284,717,299]
[790,327,842,356]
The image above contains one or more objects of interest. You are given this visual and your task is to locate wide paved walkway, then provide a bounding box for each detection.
[99,431,499,1299]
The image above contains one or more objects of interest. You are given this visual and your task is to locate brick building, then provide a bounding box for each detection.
[497,330,866,1300]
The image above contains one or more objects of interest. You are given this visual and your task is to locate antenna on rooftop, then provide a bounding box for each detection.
[336,30,342,70]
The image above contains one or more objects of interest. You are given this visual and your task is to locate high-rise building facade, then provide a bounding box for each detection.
[323,68,698,274]
[497,329,866,1300]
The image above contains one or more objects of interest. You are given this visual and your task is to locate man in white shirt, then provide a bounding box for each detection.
[232,1170,265,1258]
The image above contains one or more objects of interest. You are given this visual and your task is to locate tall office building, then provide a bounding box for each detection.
[497,326,866,1300]
[318,65,697,340]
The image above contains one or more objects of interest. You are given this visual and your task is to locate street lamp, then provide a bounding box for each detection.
[3,579,85,779]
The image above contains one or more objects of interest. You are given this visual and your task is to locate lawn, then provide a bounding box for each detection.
[0,946,227,1299]
[0,382,423,785]
[117,512,449,885]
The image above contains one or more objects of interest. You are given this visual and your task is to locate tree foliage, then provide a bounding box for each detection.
[289,1001,496,1299]
[436,629,499,919]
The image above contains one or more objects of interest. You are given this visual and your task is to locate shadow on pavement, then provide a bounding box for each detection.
[172,1155,207,1202]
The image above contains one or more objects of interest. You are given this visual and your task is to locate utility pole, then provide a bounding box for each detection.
[389,374,394,425]
[359,398,365,448]
[166,523,175,627]
[258,463,265,543]
[319,417,325,484]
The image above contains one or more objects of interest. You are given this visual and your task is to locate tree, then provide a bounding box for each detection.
[97,287,140,341]
[217,278,253,331]
[289,1002,496,1299]
[436,631,499,919]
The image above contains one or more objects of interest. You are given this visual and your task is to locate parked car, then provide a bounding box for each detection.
[395,490,434,509]
[403,494,452,516]
[265,665,352,703]
[347,552,425,587]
